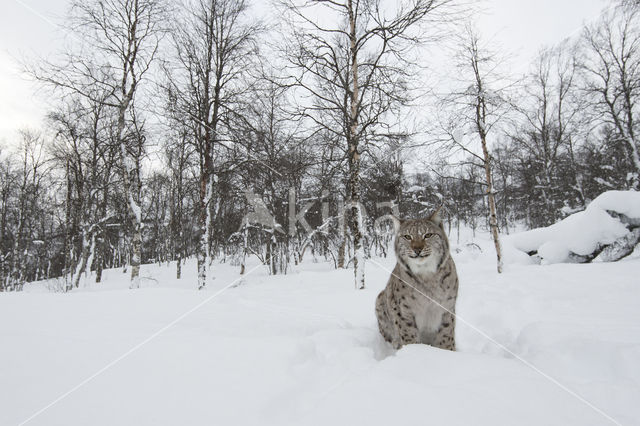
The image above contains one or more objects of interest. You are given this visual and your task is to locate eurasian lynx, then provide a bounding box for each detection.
[375,210,459,350]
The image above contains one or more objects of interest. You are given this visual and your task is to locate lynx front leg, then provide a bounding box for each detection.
[433,311,456,351]
[376,290,397,345]
[376,289,419,349]
[395,309,419,348]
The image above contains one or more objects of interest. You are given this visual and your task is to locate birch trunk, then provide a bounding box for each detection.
[477,111,503,273]
[467,29,504,274]
[337,212,347,268]
[197,170,213,289]
[95,177,110,284]
[348,0,365,290]
[116,101,143,289]
[481,140,504,273]
[240,224,248,275]
[95,234,104,283]
[72,230,96,288]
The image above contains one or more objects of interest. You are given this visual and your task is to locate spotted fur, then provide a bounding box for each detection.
[375,210,459,350]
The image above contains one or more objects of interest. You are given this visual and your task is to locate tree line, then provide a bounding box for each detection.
[0,0,637,291]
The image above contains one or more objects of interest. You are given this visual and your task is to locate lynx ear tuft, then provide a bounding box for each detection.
[429,206,443,227]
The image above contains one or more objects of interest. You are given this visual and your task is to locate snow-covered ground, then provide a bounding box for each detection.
[1,235,639,425]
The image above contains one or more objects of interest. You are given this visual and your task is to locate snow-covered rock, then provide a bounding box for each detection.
[505,191,640,264]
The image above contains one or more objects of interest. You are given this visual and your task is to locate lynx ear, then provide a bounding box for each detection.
[429,206,443,227]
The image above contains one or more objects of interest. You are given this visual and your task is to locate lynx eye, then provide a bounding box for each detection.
[424,233,435,239]
[403,234,412,240]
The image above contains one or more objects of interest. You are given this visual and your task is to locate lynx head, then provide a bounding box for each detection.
[392,208,450,275]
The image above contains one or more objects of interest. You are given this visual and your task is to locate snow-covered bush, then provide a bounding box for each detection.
[505,191,640,264]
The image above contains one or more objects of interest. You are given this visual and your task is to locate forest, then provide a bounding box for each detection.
[0,0,638,291]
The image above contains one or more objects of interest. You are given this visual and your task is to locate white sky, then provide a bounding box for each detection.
[0,0,609,145]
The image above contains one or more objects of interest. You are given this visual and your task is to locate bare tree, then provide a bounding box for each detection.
[509,45,586,225]
[49,81,128,287]
[0,149,17,290]
[232,77,314,275]
[6,131,49,290]
[579,4,640,189]
[164,130,195,279]
[440,26,511,273]
[164,0,260,289]
[280,0,454,289]
[30,0,165,288]
[618,0,640,9]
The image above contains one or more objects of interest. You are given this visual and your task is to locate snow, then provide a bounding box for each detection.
[1,236,639,425]
[129,194,142,224]
[590,190,640,218]
[506,190,640,264]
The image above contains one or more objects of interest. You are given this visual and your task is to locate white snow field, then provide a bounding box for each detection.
[1,238,639,426]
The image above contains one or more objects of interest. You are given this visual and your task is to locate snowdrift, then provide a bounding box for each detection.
[3,253,639,425]
[506,190,640,264]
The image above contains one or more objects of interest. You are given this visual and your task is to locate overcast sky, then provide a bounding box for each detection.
[0,0,609,145]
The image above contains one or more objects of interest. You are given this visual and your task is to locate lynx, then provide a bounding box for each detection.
[375,210,459,350]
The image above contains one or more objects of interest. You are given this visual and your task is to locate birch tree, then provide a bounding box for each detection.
[164,130,195,279]
[280,0,453,289]
[30,0,165,288]
[440,26,510,273]
[0,150,16,290]
[580,4,640,189]
[164,0,260,289]
[6,131,49,291]
[509,45,585,225]
[49,96,110,289]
